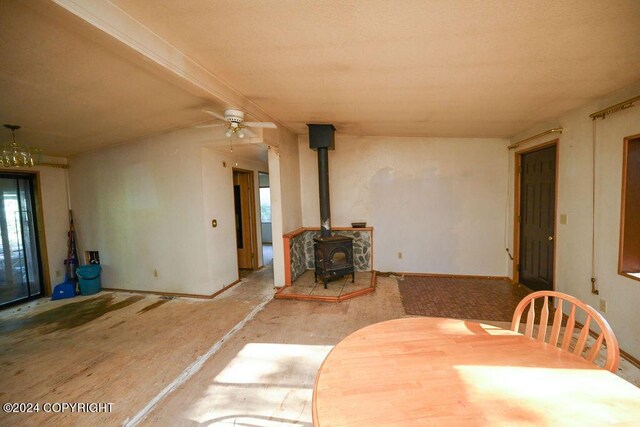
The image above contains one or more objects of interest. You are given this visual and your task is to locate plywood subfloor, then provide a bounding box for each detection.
[0,267,274,426]
[1,268,638,426]
[141,275,405,426]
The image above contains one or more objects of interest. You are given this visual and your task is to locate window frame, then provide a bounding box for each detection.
[618,133,640,283]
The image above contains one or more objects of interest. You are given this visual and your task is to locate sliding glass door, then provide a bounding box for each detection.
[0,174,42,307]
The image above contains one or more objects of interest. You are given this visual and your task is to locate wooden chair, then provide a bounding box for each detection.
[511,290,620,372]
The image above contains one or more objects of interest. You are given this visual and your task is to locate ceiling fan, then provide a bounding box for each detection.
[199,108,277,139]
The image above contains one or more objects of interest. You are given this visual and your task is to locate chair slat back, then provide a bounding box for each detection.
[537,296,549,342]
[511,290,620,372]
[561,305,576,352]
[549,299,563,346]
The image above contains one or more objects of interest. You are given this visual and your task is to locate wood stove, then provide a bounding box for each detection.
[308,124,355,288]
[314,235,355,288]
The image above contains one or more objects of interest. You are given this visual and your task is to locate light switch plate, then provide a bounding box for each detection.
[560,214,568,225]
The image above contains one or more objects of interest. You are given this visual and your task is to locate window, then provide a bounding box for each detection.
[619,135,640,281]
[260,187,271,223]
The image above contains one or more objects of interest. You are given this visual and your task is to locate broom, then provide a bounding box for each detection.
[51,210,79,300]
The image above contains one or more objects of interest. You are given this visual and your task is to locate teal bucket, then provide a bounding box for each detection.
[76,265,102,295]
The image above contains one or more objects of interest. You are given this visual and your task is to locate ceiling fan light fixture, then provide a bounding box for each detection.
[202,108,274,139]
[2,125,42,168]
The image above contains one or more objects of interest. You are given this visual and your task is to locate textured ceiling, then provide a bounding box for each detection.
[2,0,640,157]
[0,1,226,157]
[112,0,640,137]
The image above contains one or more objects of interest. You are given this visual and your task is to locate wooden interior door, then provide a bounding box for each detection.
[233,170,256,270]
[518,145,556,291]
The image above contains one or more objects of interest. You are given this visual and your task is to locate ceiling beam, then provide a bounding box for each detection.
[51,0,289,132]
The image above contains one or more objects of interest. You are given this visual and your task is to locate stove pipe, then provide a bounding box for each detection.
[307,124,336,238]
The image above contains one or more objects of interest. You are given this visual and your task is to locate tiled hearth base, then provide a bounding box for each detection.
[275,270,376,302]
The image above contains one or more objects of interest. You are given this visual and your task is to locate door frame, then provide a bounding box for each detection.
[0,170,50,305]
[513,139,559,289]
[232,168,259,270]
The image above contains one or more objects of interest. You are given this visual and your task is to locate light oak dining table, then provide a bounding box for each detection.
[312,317,640,426]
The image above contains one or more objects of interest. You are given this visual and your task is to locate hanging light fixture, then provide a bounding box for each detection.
[224,121,245,160]
[224,120,248,139]
[2,125,42,168]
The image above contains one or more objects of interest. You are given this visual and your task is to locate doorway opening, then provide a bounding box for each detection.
[0,173,44,307]
[258,172,272,266]
[514,142,558,292]
[233,169,258,274]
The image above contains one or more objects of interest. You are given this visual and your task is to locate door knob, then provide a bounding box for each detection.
[548,236,554,241]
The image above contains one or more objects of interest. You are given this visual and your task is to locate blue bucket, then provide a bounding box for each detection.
[76,265,102,295]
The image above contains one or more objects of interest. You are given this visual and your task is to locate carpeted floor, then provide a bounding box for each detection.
[398,275,533,322]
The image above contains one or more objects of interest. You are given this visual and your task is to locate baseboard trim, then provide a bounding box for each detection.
[567,314,640,371]
[210,279,243,298]
[386,271,510,281]
[103,279,242,300]
[620,348,640,370]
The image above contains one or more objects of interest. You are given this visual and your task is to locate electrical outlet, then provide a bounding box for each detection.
[398,252,403,259]
[599,299,607,313]
[55,270,61,278]
[153,269,159,278]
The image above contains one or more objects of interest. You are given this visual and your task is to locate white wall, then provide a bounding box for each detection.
[509,81,640,358]
[202,147,268,291]
[277,130,303,234]
[265,127,303,286]
[298,136,510,276]
[69,129,267,296]
[36,165,70,290]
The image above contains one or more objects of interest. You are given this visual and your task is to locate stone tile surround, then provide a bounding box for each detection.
[289,233,307,282]
[286,227,373,283]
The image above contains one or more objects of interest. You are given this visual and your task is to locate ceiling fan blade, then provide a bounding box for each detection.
[202,110,227,121]
[196,123,226,128]
[241,128,258,138]
[245,121,277,129]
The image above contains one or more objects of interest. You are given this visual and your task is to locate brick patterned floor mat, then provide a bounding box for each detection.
[398,275,534,322]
